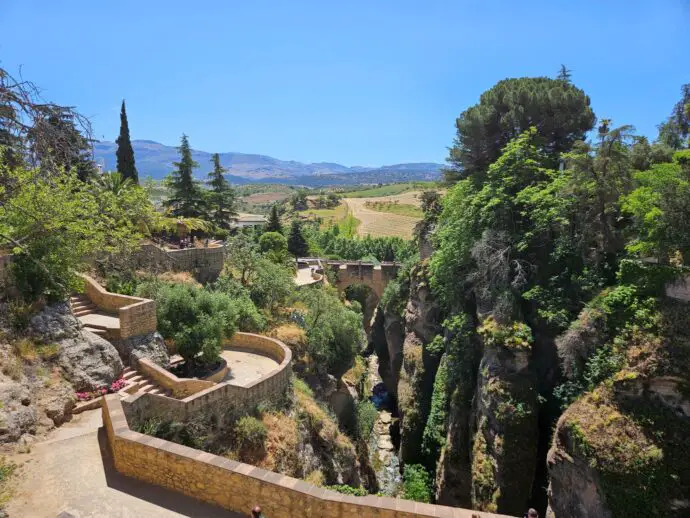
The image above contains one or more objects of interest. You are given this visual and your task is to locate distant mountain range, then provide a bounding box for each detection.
[93,140,443,186]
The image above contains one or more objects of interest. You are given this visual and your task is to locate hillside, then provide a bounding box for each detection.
[93,140,443,186]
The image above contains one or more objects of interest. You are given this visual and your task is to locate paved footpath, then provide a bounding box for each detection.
[7,409,242,518]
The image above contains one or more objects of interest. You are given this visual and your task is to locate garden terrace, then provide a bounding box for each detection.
[121,333,292,423]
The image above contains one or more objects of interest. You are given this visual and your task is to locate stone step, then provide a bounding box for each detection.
[122,370,139,381]
[139,383,155,393]
[71,302,96,311]
[82,322,110,331]
[74,308,97,317]
[83,326,107,336]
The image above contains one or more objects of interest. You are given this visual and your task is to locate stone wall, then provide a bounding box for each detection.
[325,260,400,298]
[123,333,292,423]
[102,394,512,518]
[138,243,225,283]
[82,275,157,339]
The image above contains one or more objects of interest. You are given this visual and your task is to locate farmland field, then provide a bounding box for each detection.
[344,192,426,239]
[339,181,438,198]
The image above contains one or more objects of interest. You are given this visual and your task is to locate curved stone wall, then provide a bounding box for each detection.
[122,332,292,423]
[103,394,512,518]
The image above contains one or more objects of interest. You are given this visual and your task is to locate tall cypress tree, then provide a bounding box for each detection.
[266,204,283,233]
[116,100,138,184]
[207,153,237,229]
[287,219,309,257]
[164,134,205,218]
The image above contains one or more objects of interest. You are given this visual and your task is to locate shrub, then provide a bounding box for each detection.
[402,464,433,503]
[7,300,34,331]
[235,416,267,450]
[152,283,238,367]
[355,400,378,440]
[325,484,367,496]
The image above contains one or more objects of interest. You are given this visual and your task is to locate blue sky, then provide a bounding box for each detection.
[1,1,688,166]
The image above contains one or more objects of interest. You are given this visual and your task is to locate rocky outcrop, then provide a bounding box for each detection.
[397,263,442,465]
[0,376,37,443]
[470,341,539,515]
[29,303,123,391]
[112,331,169,368]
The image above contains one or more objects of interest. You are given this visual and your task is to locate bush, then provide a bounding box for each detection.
[402,464,433,503]
[7,300,34,331]
[235,416,267,450]
[152,283,238,367]
[325,484,368,496]
[355,400,378,440]
[230,296,266,332]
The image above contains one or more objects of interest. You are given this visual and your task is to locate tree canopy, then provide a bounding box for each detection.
[444,77,595,183]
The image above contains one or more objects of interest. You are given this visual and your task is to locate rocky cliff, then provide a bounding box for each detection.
[547,300,690,518]
[396,263,442,465]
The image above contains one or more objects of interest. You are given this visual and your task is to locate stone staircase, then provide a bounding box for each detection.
[69,293,120,339]
[120,366,171,398]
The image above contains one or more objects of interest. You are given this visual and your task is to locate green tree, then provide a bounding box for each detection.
[445,77,595,183]
[206,153,237,229]
[259,231,288,263]
[557,64,572,83]
[164,134,206,218]
[29,106,97,182]
[287,219,309,257]
[298,286,364,375]
[116,100,138,184]
[0,156,153,302]
[657,84,690,149]
[266,203,283,233]
[290,190,308,211]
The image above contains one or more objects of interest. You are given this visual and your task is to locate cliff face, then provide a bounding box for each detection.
[470,341,539,515]
[396,263,442,465]
[547,311,690,518]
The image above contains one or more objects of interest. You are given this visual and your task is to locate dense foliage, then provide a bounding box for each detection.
[206,153,237,229]
[445,76,595,183]
[164,134,206,218]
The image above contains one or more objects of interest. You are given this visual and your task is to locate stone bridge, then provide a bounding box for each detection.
[298,258,400,298]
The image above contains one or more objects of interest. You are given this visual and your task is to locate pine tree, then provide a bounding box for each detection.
[287,219,309,257]
[116,100,138,184]
[557,64,572,83]
[164,134,206,218]
[266,204,283,233]
[206,153,237,229]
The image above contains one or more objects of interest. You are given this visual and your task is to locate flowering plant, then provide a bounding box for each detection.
[74,375,127,402]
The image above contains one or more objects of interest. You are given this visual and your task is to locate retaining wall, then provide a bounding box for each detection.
[102,394,509,517]
[138,243,225,283]
[81,275,157,339]
[123,332,292,424]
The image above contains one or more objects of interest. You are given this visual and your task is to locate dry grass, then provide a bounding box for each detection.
[156,271,201,287]
[1,356,22,381]
[256,411,300,476]
[11,339,60,363]
[243,192,290,205]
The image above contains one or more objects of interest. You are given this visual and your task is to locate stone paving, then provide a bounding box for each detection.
[6,409,241,518]
[221,347,279,387]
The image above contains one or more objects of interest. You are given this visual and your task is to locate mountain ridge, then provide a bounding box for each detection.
[93,140,443,186]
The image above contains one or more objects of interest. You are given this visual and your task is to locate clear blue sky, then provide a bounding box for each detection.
[1,1,688,166]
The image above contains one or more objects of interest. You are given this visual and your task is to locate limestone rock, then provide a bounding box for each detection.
[57,329,123,391]
[112,331,169,368]
[0,378,37,443]
[28,302,80,342]
[43,384,76,426]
